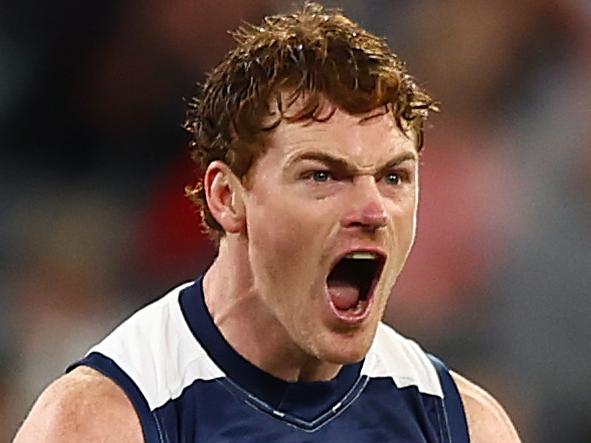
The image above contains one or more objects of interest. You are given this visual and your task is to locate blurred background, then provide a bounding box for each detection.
[2,0,590,441]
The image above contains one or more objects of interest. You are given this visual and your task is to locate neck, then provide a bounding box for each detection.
[203,236,342,382]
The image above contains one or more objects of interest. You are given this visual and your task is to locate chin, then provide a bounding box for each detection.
[316,334,373,365]
[322,348,368,366]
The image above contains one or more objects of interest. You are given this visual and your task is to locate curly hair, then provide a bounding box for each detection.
[184,2,438,241]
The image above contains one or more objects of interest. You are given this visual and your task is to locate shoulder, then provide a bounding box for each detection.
[366,324,444,398]
[13,366,143,443]
[451,371,522,443]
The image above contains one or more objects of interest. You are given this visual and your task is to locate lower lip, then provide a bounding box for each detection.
[325,286,375,325]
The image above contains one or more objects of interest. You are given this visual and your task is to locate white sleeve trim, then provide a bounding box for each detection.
[89,282,225,411]
[362,322,443,398]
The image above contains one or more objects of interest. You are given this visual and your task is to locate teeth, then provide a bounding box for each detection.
[344,252,378,260]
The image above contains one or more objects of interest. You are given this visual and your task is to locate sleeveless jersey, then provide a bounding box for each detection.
[69,277,469,442]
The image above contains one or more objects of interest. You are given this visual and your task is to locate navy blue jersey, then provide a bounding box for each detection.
[69,278,469,442]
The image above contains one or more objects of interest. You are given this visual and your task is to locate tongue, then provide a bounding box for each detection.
[328,281,360,311]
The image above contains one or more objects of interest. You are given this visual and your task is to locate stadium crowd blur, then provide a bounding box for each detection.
[1,1,590,441]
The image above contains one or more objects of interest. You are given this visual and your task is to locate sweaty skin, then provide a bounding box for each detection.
[13,108,522,442]
[204,107,419,382]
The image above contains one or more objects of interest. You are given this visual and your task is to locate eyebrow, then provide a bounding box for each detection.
[285,151,417,176]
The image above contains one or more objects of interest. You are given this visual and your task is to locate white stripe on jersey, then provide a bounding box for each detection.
[89,282,224,410]
[363,323,443,398]
[88,282,443,412]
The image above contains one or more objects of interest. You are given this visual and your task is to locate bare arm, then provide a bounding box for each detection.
[451,371,522,443]
[13,366,143,443]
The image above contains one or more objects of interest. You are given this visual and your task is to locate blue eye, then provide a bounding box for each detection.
[384,172,401,185]
[311,171,330,182]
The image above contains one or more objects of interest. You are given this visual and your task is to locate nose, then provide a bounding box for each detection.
[340,176,388,232]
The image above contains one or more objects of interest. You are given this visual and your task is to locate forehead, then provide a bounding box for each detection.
[264,106,417,166]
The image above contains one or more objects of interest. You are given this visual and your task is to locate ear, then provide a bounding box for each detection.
[203,160,246,235]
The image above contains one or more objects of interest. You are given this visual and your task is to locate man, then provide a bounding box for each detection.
[14,3,521,442]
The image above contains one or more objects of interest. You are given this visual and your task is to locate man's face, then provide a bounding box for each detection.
[242,106,419,365]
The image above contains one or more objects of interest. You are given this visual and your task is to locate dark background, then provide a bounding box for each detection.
[2,1,591,441]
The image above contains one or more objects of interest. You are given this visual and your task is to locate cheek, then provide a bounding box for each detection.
[246,194,330,287]
[398,202,417,244]
[390,186,417,218]
[387,192,418,262]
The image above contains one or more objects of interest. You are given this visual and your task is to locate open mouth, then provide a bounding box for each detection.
[326,251,385,320]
